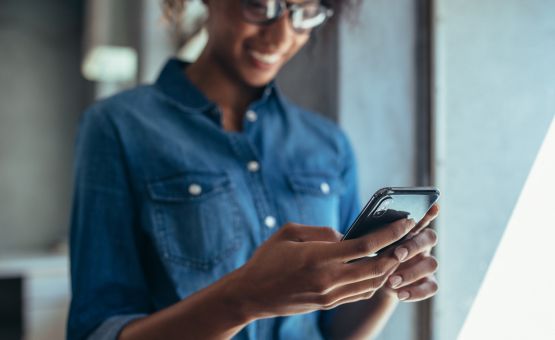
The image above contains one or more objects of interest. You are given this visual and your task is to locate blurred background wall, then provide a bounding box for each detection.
[0,1,90,339]
[0,0,90,254]
[433,1,555,339]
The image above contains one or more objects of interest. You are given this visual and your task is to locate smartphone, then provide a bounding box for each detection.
[342,187,440,251]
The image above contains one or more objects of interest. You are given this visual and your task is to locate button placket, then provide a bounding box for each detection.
[228,134,279,238]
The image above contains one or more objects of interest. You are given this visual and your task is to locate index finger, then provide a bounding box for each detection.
[412,204,440,234]
[328,218,417,262]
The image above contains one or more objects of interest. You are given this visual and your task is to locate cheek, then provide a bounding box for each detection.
[206,4,253,54]
[284,34,311,61]
[215,23,258,58]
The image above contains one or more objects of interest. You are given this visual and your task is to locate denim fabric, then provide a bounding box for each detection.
[67,58,360,340]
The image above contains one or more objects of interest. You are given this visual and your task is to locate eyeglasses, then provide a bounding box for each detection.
[240,0,334,33]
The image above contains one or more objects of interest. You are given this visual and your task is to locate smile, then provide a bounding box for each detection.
[249,50,281,65]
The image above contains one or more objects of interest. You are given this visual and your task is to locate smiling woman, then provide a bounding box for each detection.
[66,1,439,339]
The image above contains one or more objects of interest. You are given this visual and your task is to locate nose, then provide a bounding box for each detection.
[260,11,294,52]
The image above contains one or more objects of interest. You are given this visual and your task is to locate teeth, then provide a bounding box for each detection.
[250,50,280,65]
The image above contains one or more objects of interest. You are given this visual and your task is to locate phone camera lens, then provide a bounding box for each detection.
[373,209,386,217]
[372,198,392,217]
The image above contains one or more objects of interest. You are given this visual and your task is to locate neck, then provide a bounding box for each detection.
[186,50,263,131]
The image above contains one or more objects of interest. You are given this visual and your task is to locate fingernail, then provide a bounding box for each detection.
[398,291,410,301]
[389,275,402,288]
[394,247,408,262]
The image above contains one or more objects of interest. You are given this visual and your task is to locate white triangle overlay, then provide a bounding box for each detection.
[458,116,555,340]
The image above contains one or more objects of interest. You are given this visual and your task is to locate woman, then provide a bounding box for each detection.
[67,1,440,339]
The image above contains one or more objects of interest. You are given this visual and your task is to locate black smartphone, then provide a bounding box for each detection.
[342,187,440,251]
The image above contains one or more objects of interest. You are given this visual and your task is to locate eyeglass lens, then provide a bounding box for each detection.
[241,0,332,31]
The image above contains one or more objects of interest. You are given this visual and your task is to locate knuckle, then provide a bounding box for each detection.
[392,220,412,240]
[427,256,439,272]
[356,239,374,255]
[371,265,386,277]
[376,275,390,288]
[399,270,413,282]
[379,257,397,273]
[317,294,335,307]
[312,294,327,306]
[362,290,376,300]
[413,233,424,249]
[369,277,385,290]
[391,224,407,240]
[310,279,329,294]
[323,298,341,310]
[372,261,389,277]
[282,222,295,229]
[403,239,416,253]
[429,280,439,293]
[427,229,438,246]
[281,223,297,236]
[324,227,341,238]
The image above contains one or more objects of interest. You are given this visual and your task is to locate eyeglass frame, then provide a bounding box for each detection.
[240,0,335,33]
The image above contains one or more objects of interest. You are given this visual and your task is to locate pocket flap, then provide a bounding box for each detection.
[287,172,341,196]
[147,172,231,202]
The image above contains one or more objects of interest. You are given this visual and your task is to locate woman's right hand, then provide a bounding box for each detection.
[230,219,417,320]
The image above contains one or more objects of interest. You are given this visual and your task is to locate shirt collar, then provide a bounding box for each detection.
[155,58,283,113]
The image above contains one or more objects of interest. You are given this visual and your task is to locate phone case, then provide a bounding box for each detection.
[342,187,440,242]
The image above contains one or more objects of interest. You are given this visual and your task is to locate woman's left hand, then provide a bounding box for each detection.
[382,204,440,302]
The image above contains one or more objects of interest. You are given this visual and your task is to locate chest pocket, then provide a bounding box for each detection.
[147,171,241,270]
[287,172,342,229]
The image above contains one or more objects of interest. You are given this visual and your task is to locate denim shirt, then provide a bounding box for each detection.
[67,58,360,340]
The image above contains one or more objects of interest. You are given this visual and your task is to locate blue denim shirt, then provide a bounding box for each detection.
[68,58,360,340]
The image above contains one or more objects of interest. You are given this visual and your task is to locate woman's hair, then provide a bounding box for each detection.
[161,0,361,50]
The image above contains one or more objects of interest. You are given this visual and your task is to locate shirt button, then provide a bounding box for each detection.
[264,87,272,97]
[264,216,277,229]
[247,161,260,172]
[246,110,258,122]
[188,183,202,196]
[320,182,331,195]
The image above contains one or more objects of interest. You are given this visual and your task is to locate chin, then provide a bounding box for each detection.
[241,68,279,88]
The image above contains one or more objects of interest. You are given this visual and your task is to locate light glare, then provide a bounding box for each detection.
[458,116,555,340]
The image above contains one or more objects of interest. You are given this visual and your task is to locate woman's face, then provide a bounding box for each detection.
[203,0,312,88]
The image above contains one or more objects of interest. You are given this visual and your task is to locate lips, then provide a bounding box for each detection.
[248,50,281,65]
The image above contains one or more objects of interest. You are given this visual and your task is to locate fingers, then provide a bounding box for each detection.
[412,203,440,234]
[308,275,390,308]
[320,290,378,310]
[394,276,439,302]
[331,218,417,262]
[388,255,438,289]
[337,255,400,285]
[280,223,343,243]
[393,228,438,263]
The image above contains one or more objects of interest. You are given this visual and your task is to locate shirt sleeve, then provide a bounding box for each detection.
[67,105,150,340]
